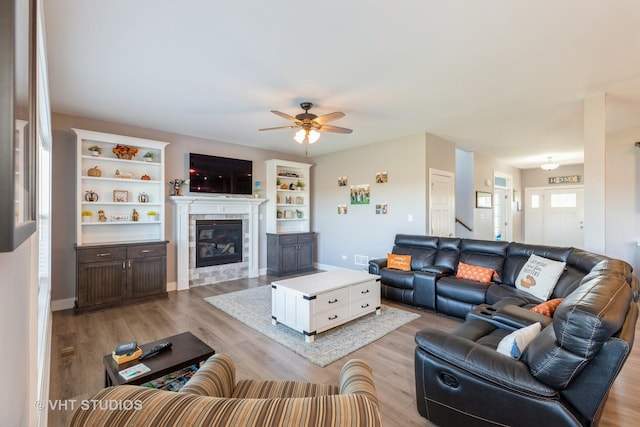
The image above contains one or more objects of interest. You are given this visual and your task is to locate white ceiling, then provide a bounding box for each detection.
[43,0,640,168]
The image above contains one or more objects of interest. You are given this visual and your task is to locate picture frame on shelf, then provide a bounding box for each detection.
[113,190,129,203]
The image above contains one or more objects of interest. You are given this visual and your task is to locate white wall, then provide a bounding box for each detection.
[0,238,37,426]
[604,127,640,272]
[312,134,428,269]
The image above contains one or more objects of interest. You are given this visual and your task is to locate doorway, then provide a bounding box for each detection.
[493,172,513,241]
[524,186,584,248]
[429,168,455,237]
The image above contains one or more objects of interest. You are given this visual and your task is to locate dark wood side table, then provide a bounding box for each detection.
[103,332,215,387]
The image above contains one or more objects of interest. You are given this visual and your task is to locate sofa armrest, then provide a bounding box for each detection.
[339,359,378,407]
[415,328,556,397]
[492,304,553,330]
[179,353,235,397]
[368,258,387,275]
[69,385,383,427]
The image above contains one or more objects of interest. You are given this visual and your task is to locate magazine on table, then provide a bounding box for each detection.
[118,363,151,380]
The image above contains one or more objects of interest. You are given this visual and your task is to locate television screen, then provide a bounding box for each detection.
[189,153,253,195]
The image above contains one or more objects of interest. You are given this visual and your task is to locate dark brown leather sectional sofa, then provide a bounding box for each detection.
[370,234,639,426]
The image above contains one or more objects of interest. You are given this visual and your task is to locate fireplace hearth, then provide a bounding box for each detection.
[196,219,243,268]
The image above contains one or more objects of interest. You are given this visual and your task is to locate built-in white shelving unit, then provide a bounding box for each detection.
[265,159,313,234]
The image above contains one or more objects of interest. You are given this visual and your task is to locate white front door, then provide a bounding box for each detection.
[525,186,584,248]
[430,169,455,237]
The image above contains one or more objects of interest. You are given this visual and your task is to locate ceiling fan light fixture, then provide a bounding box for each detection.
[294,129,307,144]
[308,129,320,144]
[540,157,559,171]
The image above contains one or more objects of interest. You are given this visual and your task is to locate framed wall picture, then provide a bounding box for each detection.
[476,191,492,209]
[0,0,37,252]
[113,190,129,203]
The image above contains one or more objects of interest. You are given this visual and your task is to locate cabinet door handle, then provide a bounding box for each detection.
[140,250,153,253]
[96,253,111,257]
[328,298,338,304]
[122,261,126,271]
[361,289,370,294]
[128,260,131,269]
[361,303,370,308]
[328,315,338,320]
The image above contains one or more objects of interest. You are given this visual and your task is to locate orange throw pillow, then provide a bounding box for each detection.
[387,254,412,271]
[530,298,564,317]
[456,262,496,284]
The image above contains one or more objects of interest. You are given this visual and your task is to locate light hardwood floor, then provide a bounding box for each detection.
[49,274,640,427]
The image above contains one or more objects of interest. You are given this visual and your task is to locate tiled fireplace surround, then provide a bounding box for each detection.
[170,196,265,291]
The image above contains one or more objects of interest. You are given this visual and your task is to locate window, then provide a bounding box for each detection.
[550,193,576,208]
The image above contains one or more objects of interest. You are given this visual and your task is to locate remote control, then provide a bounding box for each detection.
[139,341,172,360]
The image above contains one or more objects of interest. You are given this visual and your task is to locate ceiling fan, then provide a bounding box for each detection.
[259,102,353,149]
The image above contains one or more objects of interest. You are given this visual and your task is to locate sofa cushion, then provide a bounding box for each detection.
[437,276,489,304]
[503,243,572,286]
[379,268,414,290]
[485,284,542,306]
[458,239,509,283]
[433,237,461,270]
[387,253,411,271]
[392,234,438,270]
[456,262,496,284]
[496,322,542,359]
[515,254,566,300]
[530,298,564,317]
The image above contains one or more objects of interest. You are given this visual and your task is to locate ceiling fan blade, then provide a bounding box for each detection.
[313,111,345,125]
[318,124,353,134]
[259,125,299,131]
[271,110,301,124]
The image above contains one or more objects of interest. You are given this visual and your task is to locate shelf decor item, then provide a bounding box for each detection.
[88,145,102,156]
[143,152,154,162]
[112,144,138,159]
[87,166,102,177]
[84,190,99,202]
[146,211,158,221]
[113,190,129,203]
[169,178,188,196]
[81,211,93,223]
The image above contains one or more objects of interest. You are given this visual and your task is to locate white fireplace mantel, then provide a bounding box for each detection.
[170,196,266,291]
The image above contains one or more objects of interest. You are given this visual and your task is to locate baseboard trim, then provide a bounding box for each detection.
[51,298,75,312]
[167,281,177,292]
[314,263,343,271]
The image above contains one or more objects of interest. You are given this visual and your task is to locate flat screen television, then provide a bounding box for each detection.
[189,153,253,195]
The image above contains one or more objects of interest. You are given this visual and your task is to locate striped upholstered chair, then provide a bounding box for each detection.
[68,354,382,426]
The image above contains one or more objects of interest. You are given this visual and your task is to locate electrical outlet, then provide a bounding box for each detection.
[354,254,369,266]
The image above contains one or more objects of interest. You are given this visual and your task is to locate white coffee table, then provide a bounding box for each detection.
[271,269,381,343]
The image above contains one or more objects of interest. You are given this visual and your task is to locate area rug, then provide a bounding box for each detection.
[205,286,420,367]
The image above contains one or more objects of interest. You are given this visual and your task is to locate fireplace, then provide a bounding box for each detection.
[195,219,243,268]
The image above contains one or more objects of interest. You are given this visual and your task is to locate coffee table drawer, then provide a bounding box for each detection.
[349,280,380,302]
[313,305,350,330]
[350,294,379,317]
[314,288,349,313]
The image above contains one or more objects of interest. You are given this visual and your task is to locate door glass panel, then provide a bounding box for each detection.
[550,193,576,208]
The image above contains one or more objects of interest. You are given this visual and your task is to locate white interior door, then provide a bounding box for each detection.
[525,186,584,248]
[430,169,455,237]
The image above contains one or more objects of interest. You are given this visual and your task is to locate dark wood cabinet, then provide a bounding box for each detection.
[75,241,168,312]
[267,232,315,276]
